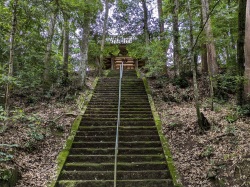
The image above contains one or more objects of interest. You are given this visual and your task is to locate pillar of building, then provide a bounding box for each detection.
[135,59,139,70]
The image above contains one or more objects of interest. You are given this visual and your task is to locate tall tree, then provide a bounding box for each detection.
[43,11,57,87]
[173,0,180,76]
[244,0,250,99]
[201,0,218,110]
[187,0,202,129]
[201,0,218,76]
[237,0,246,105]
[5,0,18,114]
[79,15,91,87]
[99,0,109,75]
[141,0,150,46]
[62,12,69,85]
[157,0,164,35]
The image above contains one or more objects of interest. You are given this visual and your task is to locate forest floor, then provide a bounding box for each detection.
[0,73,96,187]
[148,73,250,187]
[1,70,250,187]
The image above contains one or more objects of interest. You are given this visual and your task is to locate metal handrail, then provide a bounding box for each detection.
[114,63,123,187]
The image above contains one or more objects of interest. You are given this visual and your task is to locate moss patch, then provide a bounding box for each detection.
[142,76,183,187]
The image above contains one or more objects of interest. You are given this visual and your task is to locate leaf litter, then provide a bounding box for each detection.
[148,76,250,187]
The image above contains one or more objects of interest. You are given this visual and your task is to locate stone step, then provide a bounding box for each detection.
[79,121,155,126]
[59,170,170,180]
[71,141,162,148]
[64,162,168,171]
[70,147,164,155]
[75,130,158,137]
[82,114,153,118]
[88,101,150,105]
[86,105,151,109]
[89,101,149,104]
[73,135,160,142]
[77,126,156,131]
[84,110,152,115]
[66,154,165,163]
[89,98,149,102]
[81,118,154,122]
[91,97,149,100]
[57,179,173,187]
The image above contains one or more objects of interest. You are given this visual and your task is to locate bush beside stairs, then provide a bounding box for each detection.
[55,70,175,187]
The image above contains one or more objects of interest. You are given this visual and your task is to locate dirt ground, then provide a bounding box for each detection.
[0,76,95,187]
[148,75,250,187]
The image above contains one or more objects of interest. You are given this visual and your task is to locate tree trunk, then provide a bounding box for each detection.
[201,0,218,76]
[99,0,109,75]
[157,0,164,35]
[141,0,149,46]
[173,0,180,76]
[201,0,218,110]
[5,0,18,114]
[43,12,57,87]
[187,1,203,130]
[201,45,208,73]
[79,16,91,87]
[244,0,250,100]
[237,0,246,105]
[227,0,237,68]
[62,13,69,85]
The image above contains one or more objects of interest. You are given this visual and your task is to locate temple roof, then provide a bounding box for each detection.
[106,35,137,44]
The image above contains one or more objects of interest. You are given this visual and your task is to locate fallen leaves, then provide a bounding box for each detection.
[149,77,250,187]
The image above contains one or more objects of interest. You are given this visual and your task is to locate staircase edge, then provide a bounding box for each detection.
[141,75,183,187]
[48,76,99,187]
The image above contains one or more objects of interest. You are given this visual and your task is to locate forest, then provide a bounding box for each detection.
[0,0,250,186]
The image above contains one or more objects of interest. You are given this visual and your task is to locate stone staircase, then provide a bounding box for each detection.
[56,70,174,187]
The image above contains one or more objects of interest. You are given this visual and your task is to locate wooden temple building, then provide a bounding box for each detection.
[103,35,145,70]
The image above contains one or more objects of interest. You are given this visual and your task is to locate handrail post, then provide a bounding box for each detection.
[114,63,123,187]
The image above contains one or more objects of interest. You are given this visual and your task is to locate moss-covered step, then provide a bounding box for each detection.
[82,113,153,118]
[64,162,168,171]
[73,135,116,142]
[88,101,150,105]
[69,147,164,155]
[84,110,153,115]
[77,125,157,130]
[85,107,152,112]
[81,117,155,121]
[80,119,155,127]
[71,141,162,149]
[88,98,149,102]
[75,129,159,136]
[59,170,170,181]
[66,154,166,163]
[73,135,160,142]
[57,179,173,187]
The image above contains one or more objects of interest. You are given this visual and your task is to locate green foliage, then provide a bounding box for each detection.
[0,144,18,162]
[201,146,214,158]
[0,106,7,122]
[0,169,12,180]
[128,39,170,77]
[103,45,120,57]
[172,76,189,88]
[24,123,44,151]
[225,113,238,123]
[214,75,238,100]
[237,104,250,117]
